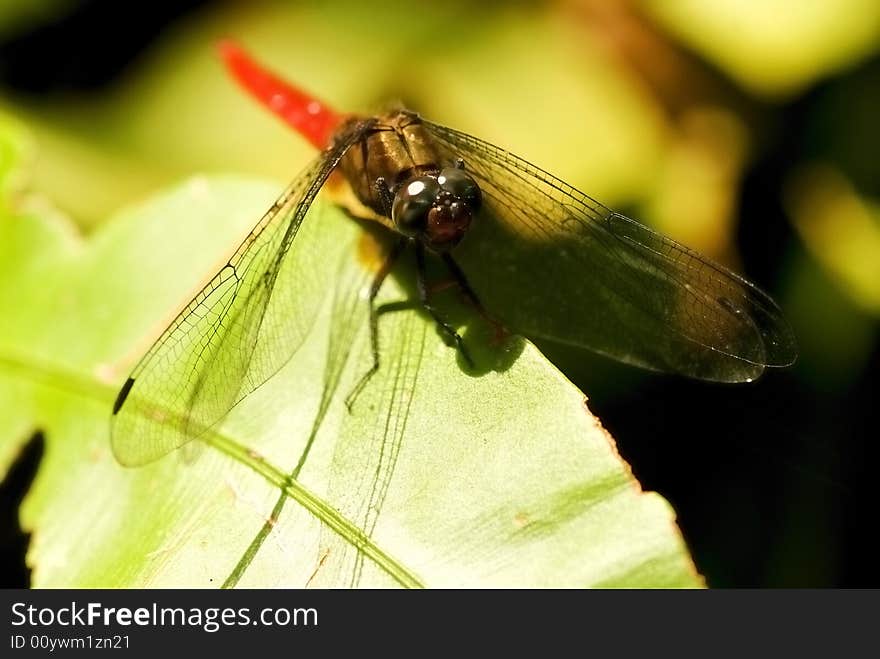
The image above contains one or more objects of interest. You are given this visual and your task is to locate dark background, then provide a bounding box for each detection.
[1,0,877,587]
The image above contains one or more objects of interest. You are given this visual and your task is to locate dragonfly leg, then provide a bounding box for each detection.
[441,253,508,342]
[416,243,474,367]
[373,177,395,216]
[345,237,407,411]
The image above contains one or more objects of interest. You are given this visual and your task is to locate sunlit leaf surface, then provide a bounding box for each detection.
[0,166,701,587]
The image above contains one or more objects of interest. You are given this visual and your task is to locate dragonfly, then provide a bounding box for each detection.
[110,41,797,466]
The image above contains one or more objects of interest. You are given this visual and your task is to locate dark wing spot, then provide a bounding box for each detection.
[112,377,135,415]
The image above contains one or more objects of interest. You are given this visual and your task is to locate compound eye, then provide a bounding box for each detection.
[437,167,481,210]
[392,177,440,236]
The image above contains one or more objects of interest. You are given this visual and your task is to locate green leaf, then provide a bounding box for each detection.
[0,131,701,586]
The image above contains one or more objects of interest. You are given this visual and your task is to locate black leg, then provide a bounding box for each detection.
[440,253,483,311]
[416,243,474,368]
[373,177,395,217]
[345,237,407,411]
[441,252,508,340]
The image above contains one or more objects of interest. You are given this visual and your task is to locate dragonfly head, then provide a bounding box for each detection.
[392,167,481,251]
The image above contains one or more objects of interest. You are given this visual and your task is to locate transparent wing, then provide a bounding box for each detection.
[111,120,374,466]
[422,119,797,381]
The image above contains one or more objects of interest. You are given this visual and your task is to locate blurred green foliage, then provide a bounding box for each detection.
[0,0,73,40]
[642,0,880,97]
